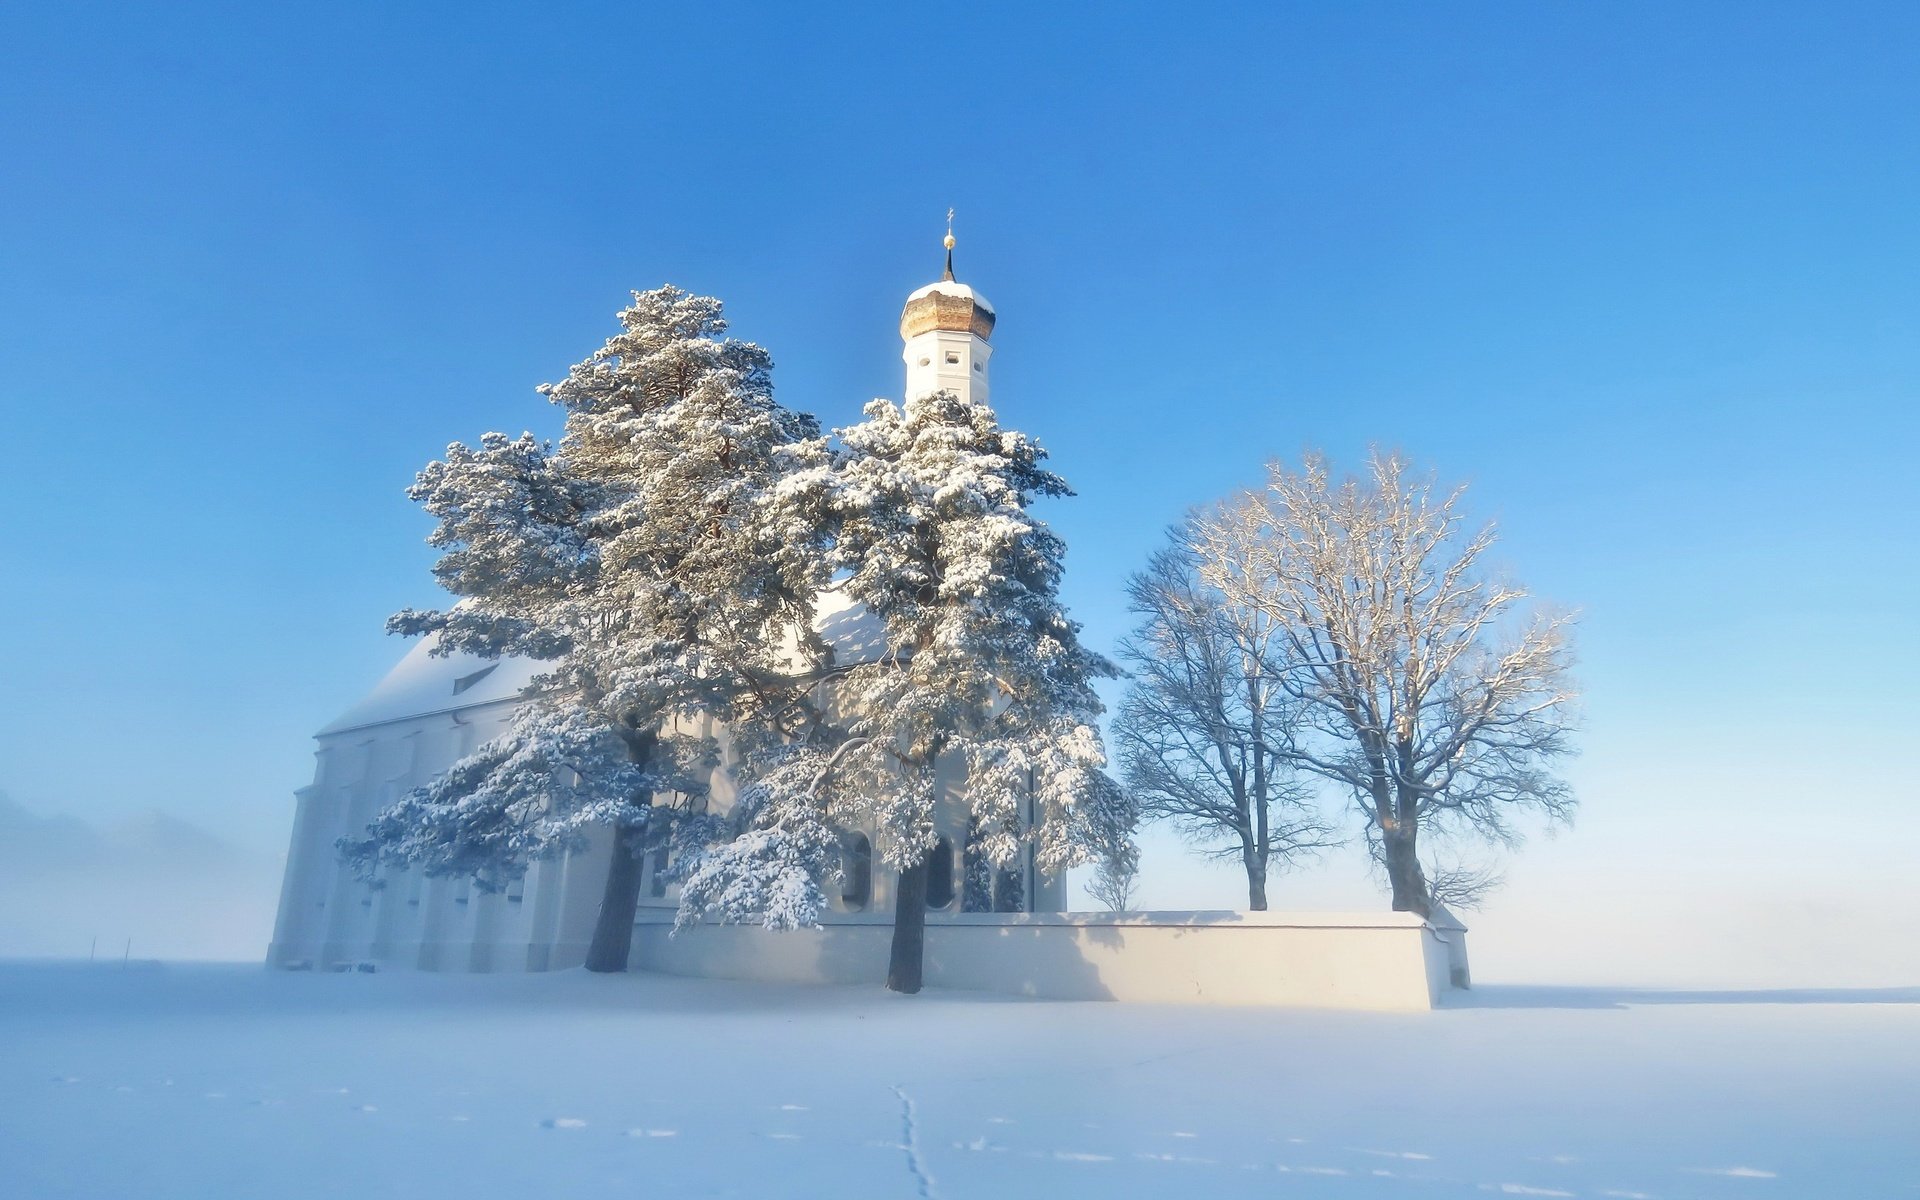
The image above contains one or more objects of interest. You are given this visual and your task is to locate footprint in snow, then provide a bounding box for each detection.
[1361,1149,1433,1161]
[541,1117,587,1129]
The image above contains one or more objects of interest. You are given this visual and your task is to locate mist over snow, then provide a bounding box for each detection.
[0,793,280,961]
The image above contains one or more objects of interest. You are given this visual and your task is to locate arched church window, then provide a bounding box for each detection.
[841,834,872,911]
[925,836,955,910]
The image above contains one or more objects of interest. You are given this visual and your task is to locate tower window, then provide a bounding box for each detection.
[917,356,931,367]
[944,352,961,365]
[973,362,982,372]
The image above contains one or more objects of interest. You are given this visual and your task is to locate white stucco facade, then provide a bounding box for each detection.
[267,249,1471,1009]
[902,282,993,405]
[639,909,1469,1011]
[267,641,612,974]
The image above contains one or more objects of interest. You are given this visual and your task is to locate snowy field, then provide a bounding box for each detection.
[1,964,1914,1200]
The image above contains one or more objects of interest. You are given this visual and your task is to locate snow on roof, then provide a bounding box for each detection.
[810,585,888,667]
[319,590,891,737]
[905,279,995,313]
[316,636,544,737]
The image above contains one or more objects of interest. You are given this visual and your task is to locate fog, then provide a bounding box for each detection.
[0,793,280,962]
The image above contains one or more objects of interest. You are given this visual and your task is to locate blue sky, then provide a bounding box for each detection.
[3,2,1916,980]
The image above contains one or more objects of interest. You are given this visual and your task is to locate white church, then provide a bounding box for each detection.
[268,242,1471,1011]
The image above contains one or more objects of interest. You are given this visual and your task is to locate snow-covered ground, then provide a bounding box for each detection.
[1,964,1914,1199]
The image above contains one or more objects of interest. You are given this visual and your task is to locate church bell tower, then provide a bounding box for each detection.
[900,211,995,404]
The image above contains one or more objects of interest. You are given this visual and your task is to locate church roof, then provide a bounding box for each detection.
[316,587,891,738]
[900,278,996,341]
[810,584,888,664]
[315,637,544,737]
[904,279,995,312]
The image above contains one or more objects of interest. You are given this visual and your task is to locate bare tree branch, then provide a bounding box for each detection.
[1114,536,1338,910]
[1190,450,1579,917]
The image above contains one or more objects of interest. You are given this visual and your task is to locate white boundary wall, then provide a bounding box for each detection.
[633,910,1471,1012]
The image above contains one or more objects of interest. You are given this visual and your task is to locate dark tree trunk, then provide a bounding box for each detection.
[887,855,929,994]
[585,822,645,973]
[1382,827,1431,918]
[1244,848,1269,911]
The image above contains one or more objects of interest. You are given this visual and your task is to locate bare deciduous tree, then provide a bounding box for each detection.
[1084,845,1140,913]
[1191,452,1578,917]
[1113,540,1335,910]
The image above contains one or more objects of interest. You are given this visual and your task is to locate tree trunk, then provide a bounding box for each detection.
[887,855,930,995]
[1243,845,1269,911]
[1382,827,1431,918]
[1236,840,1267,906]
[585,822,645,973]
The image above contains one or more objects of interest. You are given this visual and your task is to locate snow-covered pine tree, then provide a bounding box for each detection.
[343,286,827,972]
[760,389,1136,993]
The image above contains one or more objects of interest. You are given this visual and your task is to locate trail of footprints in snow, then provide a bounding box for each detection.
[950,1125,1782,1198]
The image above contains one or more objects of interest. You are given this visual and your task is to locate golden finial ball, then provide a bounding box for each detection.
[944,232,956,250]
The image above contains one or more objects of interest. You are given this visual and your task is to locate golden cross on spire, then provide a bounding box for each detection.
[943,208,956,281]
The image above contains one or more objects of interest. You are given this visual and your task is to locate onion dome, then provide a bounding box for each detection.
[899,213,996,341]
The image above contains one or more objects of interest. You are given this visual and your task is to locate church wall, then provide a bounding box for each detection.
[629,910,1467,1011]
[272,674,1141,979]
[269,695,615,973]
[903,326,992,405]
